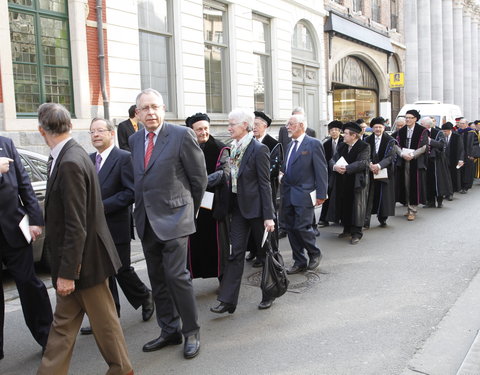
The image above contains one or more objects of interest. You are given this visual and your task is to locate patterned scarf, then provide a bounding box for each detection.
[230,132,254,193]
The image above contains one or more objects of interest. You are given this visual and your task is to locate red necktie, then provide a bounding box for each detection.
[144,132,155,168]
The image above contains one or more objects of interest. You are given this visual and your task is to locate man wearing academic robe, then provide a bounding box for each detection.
[185,113,230,280]
[441,122,464,197]
[457,118,478,193]
[421,117,452,208]
[364,117,397,228]
[395,109,429,221]
[318,120,343,228]
[327,122,370,245]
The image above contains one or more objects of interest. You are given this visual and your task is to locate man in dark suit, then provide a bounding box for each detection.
[79,118,154,335]
[117,104,143,151]
[442,122,464,198]
[37,103,132,375]
[0,138,52,360]
[210,109,275,313]
[245,111,283,267]
[280,114,328,274]
[129,88,207,359]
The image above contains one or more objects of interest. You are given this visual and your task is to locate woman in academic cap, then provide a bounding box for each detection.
[185,113,230,280]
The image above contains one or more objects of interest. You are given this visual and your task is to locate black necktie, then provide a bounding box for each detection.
[47,155,53,177]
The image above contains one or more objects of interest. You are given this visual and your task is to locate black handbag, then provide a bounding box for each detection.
[261,243,289,299]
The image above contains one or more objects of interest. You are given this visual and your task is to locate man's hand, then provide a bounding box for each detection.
[56,277,75,297]
[334,165,346,174]
[403,153,414,161]
[316,198,325,206]
[457,161,465,168]
[0,157,13,174]
[29,225,42,241]
[264,219,275,232]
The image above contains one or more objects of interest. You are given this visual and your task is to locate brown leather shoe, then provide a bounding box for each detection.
[407,213,415,221]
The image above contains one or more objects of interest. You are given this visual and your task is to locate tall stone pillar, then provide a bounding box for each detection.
[431,0,443,102]
[405,1,419,103]
[418,0,432,99]
[453,2,464,111]
[463,9,472,119]
[442,0,455,104]
[471,18,479,120]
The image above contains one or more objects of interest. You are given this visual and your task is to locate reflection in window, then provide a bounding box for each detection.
[333,88,378,124]
[9,0,73,115]
[371,0,381,23]
[138,0,173,111]
[253,15,271,113]
[292,22,316,61]
[353,0,363,13]
[203,2,228,113]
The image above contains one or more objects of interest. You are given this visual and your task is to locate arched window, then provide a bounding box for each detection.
[292,22,316,62]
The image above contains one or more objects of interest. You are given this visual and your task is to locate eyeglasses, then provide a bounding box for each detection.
[227,122,242,127]
[405,116,415,120]
[139,104,162,112]
[89,129,110,135]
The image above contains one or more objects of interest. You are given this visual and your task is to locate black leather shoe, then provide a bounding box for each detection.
[350,237,360,245]
[313,227,320,237]
[142,332,183,352]
[446,195,453,201]
[286,265,306,275]
[338,232,350,239]
[252,259,263,268]
[307,254,322,270]
[437,202,443,208]
[258,298,275,310]
[142,290,155,322]
[379,221,387,227]
[423,202,435,208]
[80,326,93,335]
[245,252,255,261]
[183,333,200,359]
[0,350,4,360]
[459,189,467,194]
[210,302,236,314]
[318,221,329,228]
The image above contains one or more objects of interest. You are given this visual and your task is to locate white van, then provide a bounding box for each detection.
[395,100,463,129]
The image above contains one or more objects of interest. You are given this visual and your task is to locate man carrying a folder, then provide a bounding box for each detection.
[0,137,52,360]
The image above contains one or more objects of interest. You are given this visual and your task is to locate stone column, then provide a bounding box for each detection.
[431,0,444,102]
[442,0,455,104]
[471,17,479,120]
[453,2,464,110]
[404,0,419,103]
[418,0,432,99]
[463,8,472,119]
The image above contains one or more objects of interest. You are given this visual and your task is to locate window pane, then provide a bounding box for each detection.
[13,64,40,113]
[203,5,223,44]
[292,23,315,60]
[138,0,168,33]
[204,44,224,113]
[41,17,70,66]
[10,12,37,63]
[139,31,171,108]
[252,19,266,54]
[8,0,33,6]
[38,0,66,13]
[254,54,266,111]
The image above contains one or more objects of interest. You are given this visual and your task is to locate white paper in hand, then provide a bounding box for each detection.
[19,215,32,243]
[373,168,388,179]
[335,156,348,167]
[200,191,214,210]
[261,229,269,248]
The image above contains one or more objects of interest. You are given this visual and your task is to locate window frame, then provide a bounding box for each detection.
[252,13,272,115]
[203,0,230,114]
[8,0,74,118]
[137,0,176,116]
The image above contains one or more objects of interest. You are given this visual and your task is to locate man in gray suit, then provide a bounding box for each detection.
[280,114,328,274]
[129,89,207,359]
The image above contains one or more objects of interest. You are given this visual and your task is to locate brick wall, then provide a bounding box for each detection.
[87,0,110,106]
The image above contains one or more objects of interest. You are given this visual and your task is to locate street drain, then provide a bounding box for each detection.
[245,270,323,294]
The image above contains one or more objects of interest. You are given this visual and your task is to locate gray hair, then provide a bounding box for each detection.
[290,114,307,129]
[292,106,305,115]
[228,108,254,131]
[90,117,115,131]
[37,103,72,135]
[421,117,433,127]
[136,88,164,107]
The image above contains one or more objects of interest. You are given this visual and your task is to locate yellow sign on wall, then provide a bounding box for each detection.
[390,73,404,88]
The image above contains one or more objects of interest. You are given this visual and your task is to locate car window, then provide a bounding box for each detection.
[19,154,44,182]
[28,156,48,180]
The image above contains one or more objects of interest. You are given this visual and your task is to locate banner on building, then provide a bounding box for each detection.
[389,73,404,88]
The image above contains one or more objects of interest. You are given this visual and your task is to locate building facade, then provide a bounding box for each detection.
[2,0,406,151]
[404,0,480,120]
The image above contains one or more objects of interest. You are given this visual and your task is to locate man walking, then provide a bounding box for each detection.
[117,105,143,151]
[37,103,132,375]
[0,139,52,360]
[80,118,154,335]
[129,88,207,359]
[280,114,328,274]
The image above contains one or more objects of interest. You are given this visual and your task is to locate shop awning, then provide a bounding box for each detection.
[325,13,394,54]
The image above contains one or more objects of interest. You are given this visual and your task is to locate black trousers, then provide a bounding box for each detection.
[142,220,199,337]
[0,228,52,354]
[108,242,150,316]
[218,197,265,305]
